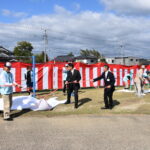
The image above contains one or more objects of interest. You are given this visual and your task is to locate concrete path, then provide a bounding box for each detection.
[0,115,150,150]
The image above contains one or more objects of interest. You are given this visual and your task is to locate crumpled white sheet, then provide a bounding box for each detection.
[144,90,150,94]
[0,96,67,111]
[116,89,150,94]
[116,89,135,93]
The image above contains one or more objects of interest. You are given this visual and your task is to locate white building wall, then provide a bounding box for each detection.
[75,59,97,64]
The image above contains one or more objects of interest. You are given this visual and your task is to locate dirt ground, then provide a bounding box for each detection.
[2,86,149,117]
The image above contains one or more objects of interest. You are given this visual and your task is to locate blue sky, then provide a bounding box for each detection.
[0,0,104,23]
[0,0,150,58]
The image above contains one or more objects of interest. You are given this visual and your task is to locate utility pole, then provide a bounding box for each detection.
[120,44,125,65]
[43,29,48,63]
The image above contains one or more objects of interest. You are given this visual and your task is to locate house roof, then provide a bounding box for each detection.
[106,56,141,59]
[75,56,98,60]
[0,53,9,57]
[54,55,98,62]
[54,55,75,62]
[0,46,13,55]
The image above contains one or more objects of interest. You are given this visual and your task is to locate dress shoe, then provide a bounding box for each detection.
[65,101,71,104]
[3,118,13,121]
[109,105,114,109]
[74,104,78,109]
[101,107,109,110]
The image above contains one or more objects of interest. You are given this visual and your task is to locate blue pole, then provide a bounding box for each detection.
[32,56,36,97]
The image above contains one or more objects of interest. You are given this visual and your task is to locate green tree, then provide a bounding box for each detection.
[14,41,33,56]
[35,51,49,63]
[99,58,107,63]
[90,49,101,58]
[67,52,74,57]
[80,49,106,63]
[80,49,91,57]
[13,41,33,63]
[80,49,102,58]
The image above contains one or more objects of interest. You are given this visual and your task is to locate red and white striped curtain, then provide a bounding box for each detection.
[0,62,149,92]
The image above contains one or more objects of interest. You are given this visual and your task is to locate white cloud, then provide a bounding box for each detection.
[1,9,28,18]
[54,5,72,15]
[73,3,81,11]
[101,0,150,15]
[0,5,150,59]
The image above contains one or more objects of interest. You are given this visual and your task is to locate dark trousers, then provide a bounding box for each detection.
[63,81,67,93]
[26,81,33,94]
[67,84,79,107]
[104,88,114,108]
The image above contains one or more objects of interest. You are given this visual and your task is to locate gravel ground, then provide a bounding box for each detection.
[0,115,150,150]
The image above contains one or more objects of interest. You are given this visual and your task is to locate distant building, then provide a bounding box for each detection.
[54,55,98,64]
[106,56,150,66]
[75,56,98,64]
[0,46,15,62]
[54,55,75,62]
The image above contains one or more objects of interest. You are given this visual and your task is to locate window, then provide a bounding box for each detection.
[112,60,114,63]
[130,59,133,61]
[91,60,94,63]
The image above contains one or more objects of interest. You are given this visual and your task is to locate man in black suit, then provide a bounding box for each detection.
[93,65,115,109]
[65,63,81,109]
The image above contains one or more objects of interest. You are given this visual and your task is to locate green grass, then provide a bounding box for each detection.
[2,87,149,117]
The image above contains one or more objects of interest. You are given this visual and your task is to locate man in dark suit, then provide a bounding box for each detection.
[65,63,81,109]
[25,66,33,96]
[93,65,115,109]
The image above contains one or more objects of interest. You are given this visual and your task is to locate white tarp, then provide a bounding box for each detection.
[144,90,150,94]
[116,89,150,94]
[0,96,66,111]
[116,89,135,93]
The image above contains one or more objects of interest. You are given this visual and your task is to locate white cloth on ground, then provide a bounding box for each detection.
[0,96,66,111]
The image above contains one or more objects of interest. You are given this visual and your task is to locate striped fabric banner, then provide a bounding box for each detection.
[0,62,149,92]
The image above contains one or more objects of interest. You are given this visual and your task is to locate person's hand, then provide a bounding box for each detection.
[106,85,111,88]
[17,84,22,88]
[65,81,69,85]
[73,80,77,83]
[13,83,22,88]
[12,83,17,87]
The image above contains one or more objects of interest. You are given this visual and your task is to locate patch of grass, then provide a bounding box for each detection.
[4,87,149,117]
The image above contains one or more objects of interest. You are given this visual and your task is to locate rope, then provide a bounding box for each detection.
[38,89,59,99]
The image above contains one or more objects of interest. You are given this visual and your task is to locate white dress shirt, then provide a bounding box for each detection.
[105,71,109,79]
[71,69,75,75]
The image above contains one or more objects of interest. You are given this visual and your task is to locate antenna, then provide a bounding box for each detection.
[120,44,125,65]
[43,29,48,62]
